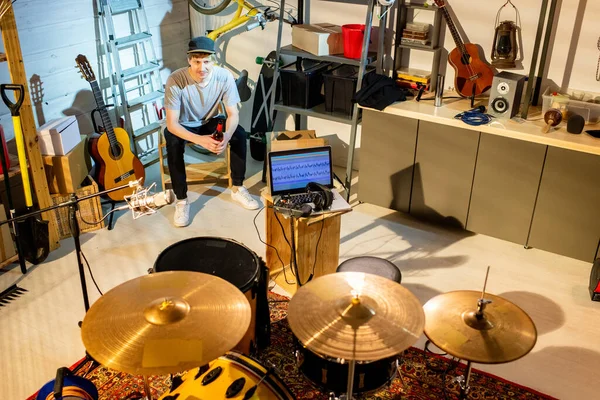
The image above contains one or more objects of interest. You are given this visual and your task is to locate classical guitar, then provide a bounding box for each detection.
[433,0,494,97]
[75,54,145,201]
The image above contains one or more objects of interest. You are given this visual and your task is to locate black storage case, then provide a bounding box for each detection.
[279,60,330,109]
[323,64,362,117]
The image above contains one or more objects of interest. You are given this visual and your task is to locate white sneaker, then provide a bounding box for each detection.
[173,199,190,227]
[231,186,259,210]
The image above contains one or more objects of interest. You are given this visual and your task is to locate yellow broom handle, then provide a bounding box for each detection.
[12,115,33,207]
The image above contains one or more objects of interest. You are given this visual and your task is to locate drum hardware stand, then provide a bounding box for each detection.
[454,266,492,399]
[454,360,474,399]
[143,375,152,400]
[0,179,142,312]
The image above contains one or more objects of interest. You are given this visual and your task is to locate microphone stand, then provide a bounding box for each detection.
[0,180,140,312]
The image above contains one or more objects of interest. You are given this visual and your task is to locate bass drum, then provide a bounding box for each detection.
[159,351,294,399]
[154,237,270,355]
[295,338,398,394]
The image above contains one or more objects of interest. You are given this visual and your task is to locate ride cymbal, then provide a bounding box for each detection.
[423,290,537,364]
[288,272,425,361]
[81,271,251,376]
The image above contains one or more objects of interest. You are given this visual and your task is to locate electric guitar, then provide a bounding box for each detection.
[433,0,494,97]
[75,54,145,201]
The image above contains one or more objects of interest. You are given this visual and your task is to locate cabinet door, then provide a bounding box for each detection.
[411,121,479,228]
[358,109,418,212]
[467,134,546,244]
[528,147,600,262]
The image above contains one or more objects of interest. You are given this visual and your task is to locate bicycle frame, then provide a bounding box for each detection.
[206,0,261,41]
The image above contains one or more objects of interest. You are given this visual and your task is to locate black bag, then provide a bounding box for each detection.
[352,71,408,111]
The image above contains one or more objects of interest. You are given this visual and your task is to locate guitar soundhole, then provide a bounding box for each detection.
[460,54,471,65]
[110,143,124,160]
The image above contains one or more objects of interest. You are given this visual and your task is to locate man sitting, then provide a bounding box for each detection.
[164,36,259,227]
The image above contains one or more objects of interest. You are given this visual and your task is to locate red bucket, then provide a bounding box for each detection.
[342,24,370,59]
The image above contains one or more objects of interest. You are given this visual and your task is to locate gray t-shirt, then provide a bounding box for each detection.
[164,66,240,128]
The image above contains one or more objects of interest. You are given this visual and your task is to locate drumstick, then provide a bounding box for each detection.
[242,368,273,400]
[543,108,562,133]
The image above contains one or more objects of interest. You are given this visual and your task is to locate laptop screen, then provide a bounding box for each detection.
[269,146,333,195]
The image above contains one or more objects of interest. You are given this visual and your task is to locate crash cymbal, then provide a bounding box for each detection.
[288,272,425,361]
[423,290,537,364]
[81,271,251,376]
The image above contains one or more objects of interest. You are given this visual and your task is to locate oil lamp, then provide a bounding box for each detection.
[491,1,521,69]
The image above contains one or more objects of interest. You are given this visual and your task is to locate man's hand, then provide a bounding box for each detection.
[194,135,224,154]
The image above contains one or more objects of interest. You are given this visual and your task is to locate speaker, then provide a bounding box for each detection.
[589,258,600,302]
[488,72,526,119]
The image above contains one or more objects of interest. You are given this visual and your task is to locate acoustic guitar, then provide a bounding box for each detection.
[433,0,494,97]
[75,54,145,201]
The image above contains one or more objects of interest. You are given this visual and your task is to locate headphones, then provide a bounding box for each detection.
[306,182,333,212]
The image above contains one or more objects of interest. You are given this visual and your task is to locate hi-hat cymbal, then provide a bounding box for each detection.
[288,272,425,361]
[423,290,537,364]
[81,271,251,376]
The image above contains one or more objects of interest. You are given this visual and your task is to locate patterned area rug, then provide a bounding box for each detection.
[31,293,556,400]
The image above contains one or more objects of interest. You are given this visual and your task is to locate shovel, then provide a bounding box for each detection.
[0,84,49,264]
[0,124,27,273]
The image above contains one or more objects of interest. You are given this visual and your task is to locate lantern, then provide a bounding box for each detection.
[491,1,521,69]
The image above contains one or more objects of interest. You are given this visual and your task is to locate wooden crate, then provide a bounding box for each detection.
[50,177,105,240]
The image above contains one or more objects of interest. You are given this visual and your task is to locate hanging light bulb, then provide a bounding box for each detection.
[491,1,521,69]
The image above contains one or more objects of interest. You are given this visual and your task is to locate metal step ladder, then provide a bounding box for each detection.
[96,0,164,167]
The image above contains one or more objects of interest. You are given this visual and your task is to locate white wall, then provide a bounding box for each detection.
[1,1,597,166]
[192,0,600,167]
[0,0,189,141]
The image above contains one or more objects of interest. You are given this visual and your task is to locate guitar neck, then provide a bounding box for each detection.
[89,80,119,148]
[439,5,467,55]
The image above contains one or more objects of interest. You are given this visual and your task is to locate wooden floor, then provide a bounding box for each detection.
[0,159,599,400]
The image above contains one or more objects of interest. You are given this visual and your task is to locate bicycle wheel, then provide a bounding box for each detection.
[189,0,231,15]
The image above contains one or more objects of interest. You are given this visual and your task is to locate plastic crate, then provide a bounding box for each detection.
[279,60,330,108]
[323,64,362,117]
[542,87,600,123]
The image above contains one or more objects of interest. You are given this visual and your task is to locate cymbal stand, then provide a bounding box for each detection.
[455,360,473,399]
[455,266,491,398]
[143,375,152,400]
[0,178,142,312]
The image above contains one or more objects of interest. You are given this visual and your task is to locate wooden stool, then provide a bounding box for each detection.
[158,123,231,191]
[336,256,402,283]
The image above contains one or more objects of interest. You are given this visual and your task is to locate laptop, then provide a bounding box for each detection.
[268,146,351,215]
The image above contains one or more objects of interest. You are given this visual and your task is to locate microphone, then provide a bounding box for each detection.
[129,189,175,211]
[123,183,175,219]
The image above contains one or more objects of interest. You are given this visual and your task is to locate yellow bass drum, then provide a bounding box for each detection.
[159,351,295,399]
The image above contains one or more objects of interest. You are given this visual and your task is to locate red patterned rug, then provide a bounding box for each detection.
[30,293,556,400]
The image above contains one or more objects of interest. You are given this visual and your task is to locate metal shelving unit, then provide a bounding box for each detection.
[394,0,443,92]
[269,0,381,199]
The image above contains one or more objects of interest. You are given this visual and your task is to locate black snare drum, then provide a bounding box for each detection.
[295,337,397,394]
[154,237,270,354]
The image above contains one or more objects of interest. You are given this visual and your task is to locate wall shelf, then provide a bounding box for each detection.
[279,45,376,66]
[273,102,359,125]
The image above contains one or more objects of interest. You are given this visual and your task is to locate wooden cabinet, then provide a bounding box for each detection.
[358,110,418,213]
[467,134,546,245]
[410,121,479,228]
[528,147,600,262]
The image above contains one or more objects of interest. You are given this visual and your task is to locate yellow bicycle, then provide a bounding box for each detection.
[189,0,295,41]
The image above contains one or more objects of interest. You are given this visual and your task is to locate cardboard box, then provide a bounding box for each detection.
[269,130,326,152]
[0,206,16,263]
[43,137,90,194]
[292,23,344,56]
[37,116,81,155]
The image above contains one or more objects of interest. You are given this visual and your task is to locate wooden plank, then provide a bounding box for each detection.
[1,7,60,250]
[264,196,342,295]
